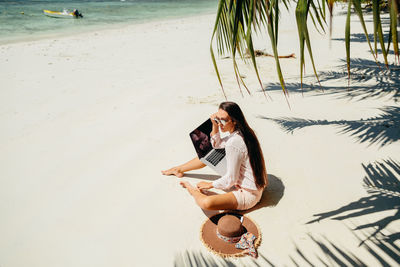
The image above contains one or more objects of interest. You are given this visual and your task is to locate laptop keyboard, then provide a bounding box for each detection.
[205,149,226,166]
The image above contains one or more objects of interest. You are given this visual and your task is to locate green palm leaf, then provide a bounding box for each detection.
[327,0,334,37]
[266,0,288,97]
[349,0,378,64]
[245,0,267,96]
[295,0,321,90]
[345,0,351,84]
[210,0,228,99]
[372,0,389,67]
[310,0,326,34]
[390,0,399,63]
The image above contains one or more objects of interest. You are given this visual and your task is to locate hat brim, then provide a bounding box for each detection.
[200,212,261,258]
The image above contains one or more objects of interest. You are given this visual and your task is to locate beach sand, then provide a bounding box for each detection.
[1,6,399,266]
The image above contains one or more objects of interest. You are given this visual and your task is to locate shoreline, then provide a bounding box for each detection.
[0,10,216,46]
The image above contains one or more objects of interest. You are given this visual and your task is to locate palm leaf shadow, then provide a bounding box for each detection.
[332,32,376,43]
[290,234,367,266]
[291,159,400,265]
[290,230,400,266]
[318,59,400,99]
[306,159,400,246]
[262,58,400,102]
[259,105,400,147]
[174,250,275,266]
[174,232,399,266]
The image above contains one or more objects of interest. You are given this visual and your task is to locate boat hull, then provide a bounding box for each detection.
[43,10,75,18]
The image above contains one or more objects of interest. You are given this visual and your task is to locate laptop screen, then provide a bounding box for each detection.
[189,119,213,159]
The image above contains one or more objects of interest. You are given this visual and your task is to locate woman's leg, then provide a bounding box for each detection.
[180,181,238,210]
[161,157,206,178]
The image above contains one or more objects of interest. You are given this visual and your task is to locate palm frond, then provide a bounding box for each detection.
[266,0,288,97]
[210,0,229,99]
[345,0,352,84]
[389,0,399,63]
[352,0,379,65]
[372,0,389,67]
[295,0,321,90]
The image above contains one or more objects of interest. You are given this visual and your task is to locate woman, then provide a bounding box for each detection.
[162,102,268,211]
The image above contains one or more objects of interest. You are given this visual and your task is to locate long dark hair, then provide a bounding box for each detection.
[219,101,268,189]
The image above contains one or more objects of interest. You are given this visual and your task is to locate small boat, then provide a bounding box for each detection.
[43,9,83,19]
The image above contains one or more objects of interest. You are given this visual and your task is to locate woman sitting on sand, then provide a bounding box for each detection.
[162,101,268,211]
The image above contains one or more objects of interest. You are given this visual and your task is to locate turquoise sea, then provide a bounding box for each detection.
[0,0,217,43]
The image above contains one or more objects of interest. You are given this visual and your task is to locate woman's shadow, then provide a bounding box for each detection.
[184,173,285,216]
[241,174,285,214]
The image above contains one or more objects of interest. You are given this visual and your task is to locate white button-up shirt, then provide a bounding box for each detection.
[211,131,259,191]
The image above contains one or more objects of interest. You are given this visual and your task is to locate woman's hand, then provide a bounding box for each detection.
[197,181,213,190]
[210,113,218,126]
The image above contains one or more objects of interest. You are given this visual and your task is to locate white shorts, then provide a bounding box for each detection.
[232,188,263,210]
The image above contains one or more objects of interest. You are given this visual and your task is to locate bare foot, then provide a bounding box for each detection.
[179,181,198,196]
[161,167,184,178]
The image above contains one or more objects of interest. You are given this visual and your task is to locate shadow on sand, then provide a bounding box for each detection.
[174,160,399,266]
[259,105,400,147]
[174,231,397,266]
[262,58,400,102]
[332,32,378,43]
[241,174,285,214]
[305,158,400,264]
[174,250,274,267]
[184,173,221,181]
[290,233,368,266]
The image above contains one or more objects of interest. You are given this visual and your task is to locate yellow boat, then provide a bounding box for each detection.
[43,9,83,18]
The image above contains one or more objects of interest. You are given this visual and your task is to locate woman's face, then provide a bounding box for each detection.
[216,109,235,133]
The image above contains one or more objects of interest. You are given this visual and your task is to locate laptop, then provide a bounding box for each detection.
[189,119,227,175]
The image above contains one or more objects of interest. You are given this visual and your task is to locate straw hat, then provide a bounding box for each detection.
[200,212,261,258]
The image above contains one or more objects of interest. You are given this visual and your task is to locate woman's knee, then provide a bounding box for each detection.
[198,195,237,210]
[199,197,214,210]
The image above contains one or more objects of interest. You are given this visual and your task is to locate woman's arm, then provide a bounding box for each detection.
[212,145,244,190]
[210,113,219,137]
[210,113,225,148]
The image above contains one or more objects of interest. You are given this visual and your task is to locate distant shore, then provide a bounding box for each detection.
[0,12,212,45]
[0,0,216,45]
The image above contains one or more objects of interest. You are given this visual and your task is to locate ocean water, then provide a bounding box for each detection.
[0,0,217,43]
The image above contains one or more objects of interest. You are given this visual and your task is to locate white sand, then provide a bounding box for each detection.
[1,6,399,266]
